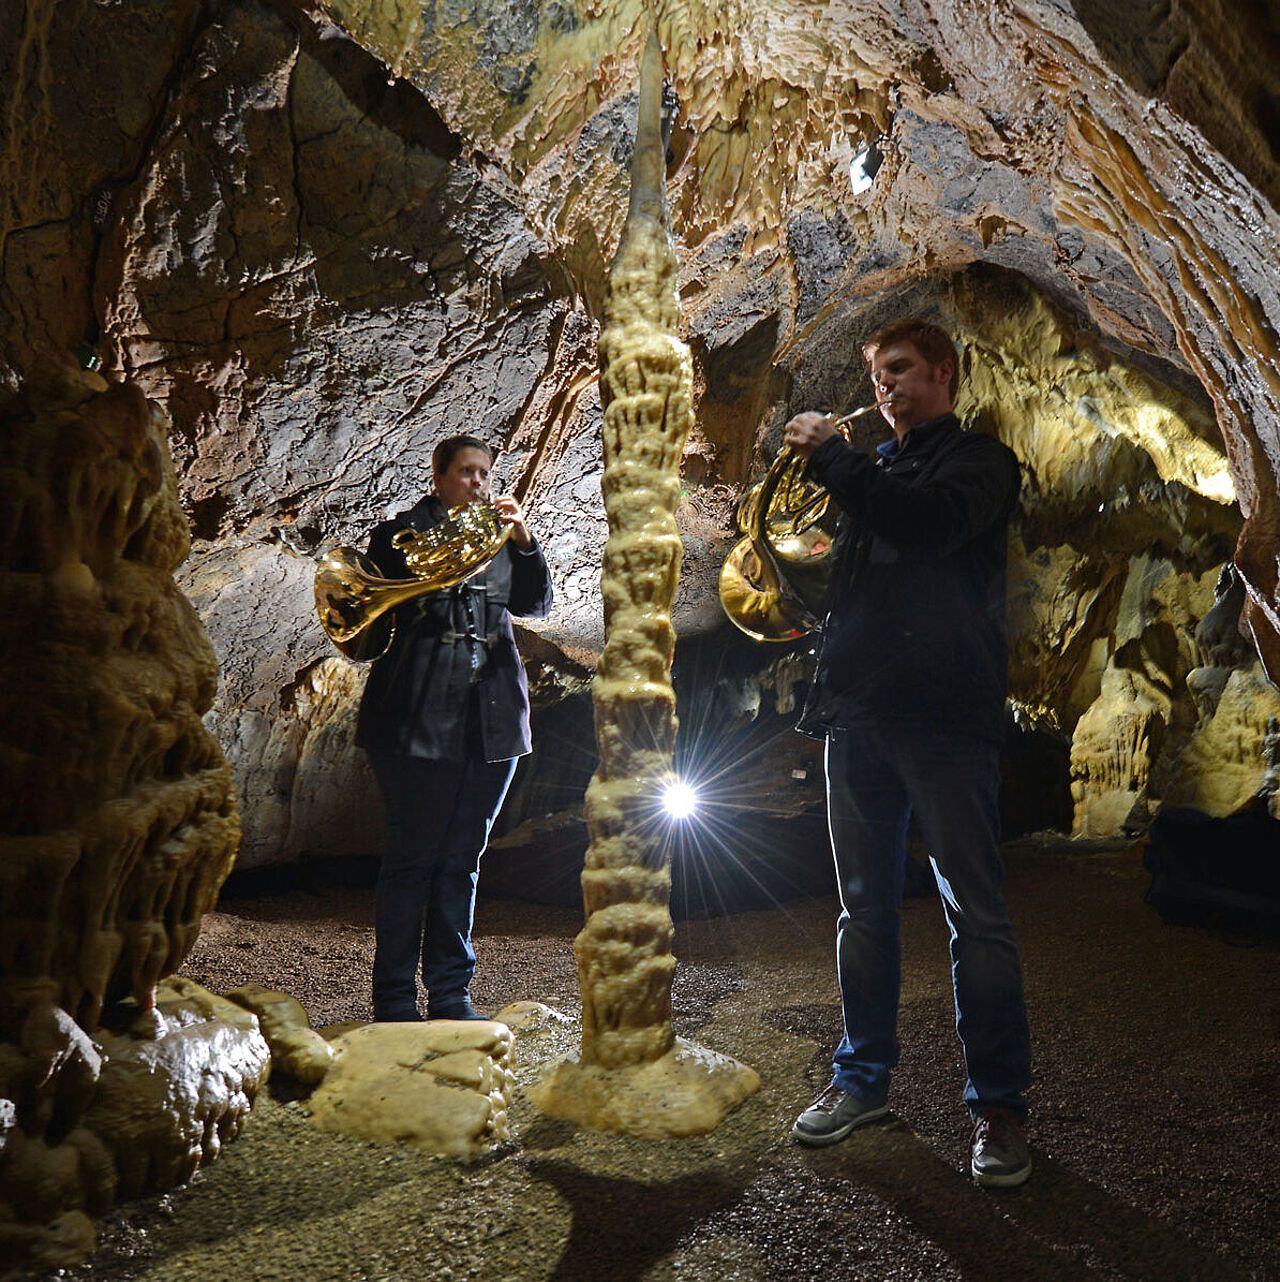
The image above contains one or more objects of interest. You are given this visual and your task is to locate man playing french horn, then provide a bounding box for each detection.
[354,434,552,1023]
[783,319,1033,1187]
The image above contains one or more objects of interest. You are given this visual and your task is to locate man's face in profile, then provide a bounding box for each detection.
[867,340,954,434]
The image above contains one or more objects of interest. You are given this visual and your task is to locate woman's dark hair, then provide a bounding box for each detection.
[862,319,961,399]
[432,434,493,476]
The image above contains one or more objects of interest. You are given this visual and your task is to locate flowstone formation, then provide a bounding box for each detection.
[531,34,758,1137]
[0,362,255,1269]
[307,1021,515,1159]
[0,363,240,1029]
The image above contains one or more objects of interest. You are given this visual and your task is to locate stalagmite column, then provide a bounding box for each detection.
[531,31,758,1138]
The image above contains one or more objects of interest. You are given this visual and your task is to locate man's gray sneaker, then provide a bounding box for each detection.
[791,1083,889,1146]
[970,1109,1032,1187]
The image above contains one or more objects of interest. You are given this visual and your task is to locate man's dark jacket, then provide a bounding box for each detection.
[355,496,553,762]
[796,413,1020,745]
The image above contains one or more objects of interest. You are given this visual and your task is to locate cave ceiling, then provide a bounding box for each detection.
[4,0,1280,693]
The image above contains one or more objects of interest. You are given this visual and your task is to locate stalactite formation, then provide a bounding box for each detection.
[531,30,758,1137]
[575,27,689,1073]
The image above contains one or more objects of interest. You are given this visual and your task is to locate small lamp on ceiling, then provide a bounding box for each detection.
[849,142,884,195]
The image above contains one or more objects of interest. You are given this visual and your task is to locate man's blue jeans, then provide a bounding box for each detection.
[367,752,516,1016]
[825,722,1030,1118]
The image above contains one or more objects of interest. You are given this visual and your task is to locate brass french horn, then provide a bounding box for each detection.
[315,500,513,660]
[718,404,883,641]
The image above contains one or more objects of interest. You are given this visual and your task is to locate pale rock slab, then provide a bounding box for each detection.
[307,1021,515,1158]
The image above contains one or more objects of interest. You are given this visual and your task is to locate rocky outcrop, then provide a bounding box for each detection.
[0,981,270,1272]
[11,0,1280,1265]
[1164,664,1280,818]
[0,362,251,1269]
[1067,555,1218,835]
[307,1020,515,1158]
[0,363,239,1031]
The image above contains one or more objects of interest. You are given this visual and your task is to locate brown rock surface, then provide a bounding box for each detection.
[9,0,1280,1269]
[0,369,239,1030]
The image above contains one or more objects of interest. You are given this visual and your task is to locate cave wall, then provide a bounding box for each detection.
[4,0,1280,865]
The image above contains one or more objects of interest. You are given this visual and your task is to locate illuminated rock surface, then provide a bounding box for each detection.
[5,0,1278,863]
[0,365,240,1029]
[225,982,334,1085]
[85,978,271,1198]
[0,361,246,1265]
[4,0,1280,1260]
[0,979,269,1270]
[306,1020,515,1158]
[1163,663,1280,818]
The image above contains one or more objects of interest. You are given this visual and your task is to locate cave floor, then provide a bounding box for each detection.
[56,840,1279,1282]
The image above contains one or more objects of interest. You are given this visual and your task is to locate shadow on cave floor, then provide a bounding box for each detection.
[55,840,1280,1282]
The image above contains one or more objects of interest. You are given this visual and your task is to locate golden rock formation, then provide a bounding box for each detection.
[1067,556,1218,835]
[0,363,247,1268]
[0,364,240,1031]
[84,978,270,1198]
[532,33,758,1136]
[307,1020,515,1158]
[1164,663,1280,818]
[226,982,335,1085]
[0,978,269,1269]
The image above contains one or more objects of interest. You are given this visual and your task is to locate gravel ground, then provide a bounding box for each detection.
[44,839,1280,1281]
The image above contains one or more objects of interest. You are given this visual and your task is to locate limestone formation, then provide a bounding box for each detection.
[225,982,335,1085]
[1166,566,1280,818]
[1164,664,1280,818]
[84,978,271,1198]
[6,1,1276,860]
[0,360,253,1268]
[0,979,270,1270]
[6,0,1280,1264]
[1067,554,1218,835]
[307,1020,515,1158]
[0,363,240,1031]
[531,33,759,1136]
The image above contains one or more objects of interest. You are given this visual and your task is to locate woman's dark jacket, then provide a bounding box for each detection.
[354,496,553,762]
[795,413,1020,745]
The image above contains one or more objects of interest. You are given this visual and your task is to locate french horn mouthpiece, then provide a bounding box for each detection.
[832,399,891,424]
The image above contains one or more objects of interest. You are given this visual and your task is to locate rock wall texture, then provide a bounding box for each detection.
[4,0,1279,860]
[0,363,239,1030]
[8,0,1280,1264]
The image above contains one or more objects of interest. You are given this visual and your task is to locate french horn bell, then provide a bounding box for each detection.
[718,403,883,642]
[314,500,513,661]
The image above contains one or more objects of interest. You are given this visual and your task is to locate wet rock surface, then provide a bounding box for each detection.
[48,841,1279,1281]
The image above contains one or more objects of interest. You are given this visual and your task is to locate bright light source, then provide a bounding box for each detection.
[849,143,884,195]
[662,778,699,821]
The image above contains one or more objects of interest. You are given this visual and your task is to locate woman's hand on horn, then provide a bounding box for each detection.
[493,495,534,550]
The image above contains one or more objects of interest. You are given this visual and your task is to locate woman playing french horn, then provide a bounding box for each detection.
[353,434,553,1023]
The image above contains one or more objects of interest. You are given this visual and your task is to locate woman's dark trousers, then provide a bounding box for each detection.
[366,751,516,1018]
